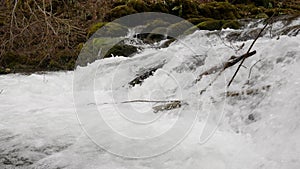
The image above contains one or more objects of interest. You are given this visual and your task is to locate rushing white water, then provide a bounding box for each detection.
[0,17,300,168]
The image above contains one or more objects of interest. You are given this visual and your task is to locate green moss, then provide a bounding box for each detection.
[229,0,253,4]
[104,5,137,22]
[222,20,241,29]
[80,37,132,61]
[151,27,168,35]
[198,2,240,20]
[149,1,169,13]
[196,20,223,30]
[84,38,138,59]
[167,20,194,37]
[49,60,61,70]
[187,17,213,25]
[127,0,150,12]
[143,19,170,33]
[91,37,120,48]
[111,0,128,8]
[255,13,269,18]
[88,22,128,38]
[181,0,199,19]
[77,43,84,52]
[88,22,107,37]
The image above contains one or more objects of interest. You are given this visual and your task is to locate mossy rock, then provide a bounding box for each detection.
[196,20,224,30]
[222,20,241,29]
[88,22,128,38]
[111,0,128,8]
[143,19,170,33]
[127,0,150,12]
[265,8,297,17]
[104,43,138,58]
[88,22,107,37]
[253,0,272,8]
[181,0,200,19]
[168,0,199,19]
[151,27,168,35]
[167,20,194,37]
[228,0,253,4]
[76,37,119,65]
[187,17,213,25]
[250,7,265,15]
[236,4,255,17]
[80,37,137,61]
[255,13,269,19]
[145,27,169,44]
[183,26,198,35]
[104,5,137,22]
[149,1,169,13]
[198,2,240,20]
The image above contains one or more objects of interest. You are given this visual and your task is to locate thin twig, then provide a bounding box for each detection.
[248,59,262,79]
[227,17,274,87]
[88,99,182,105]
[121,100,181,104]
[9,0,18,47]
[200,70,223,95]
[195,51,256,83]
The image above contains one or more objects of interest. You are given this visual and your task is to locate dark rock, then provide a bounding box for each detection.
[248,113,255,121]
[129,63,165,87]
[135,27,170,44]
[104,43,138,58]
[159,38,176,48]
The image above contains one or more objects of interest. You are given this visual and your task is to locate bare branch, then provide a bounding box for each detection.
[227,15,275,87]
[248,59,262,79]
[195,50,256,82]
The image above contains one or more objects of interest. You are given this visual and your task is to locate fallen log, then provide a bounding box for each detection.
[195,50,256,82]
[152,100,184,113]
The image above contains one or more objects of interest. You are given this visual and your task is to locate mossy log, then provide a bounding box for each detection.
[152,101,183,113]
